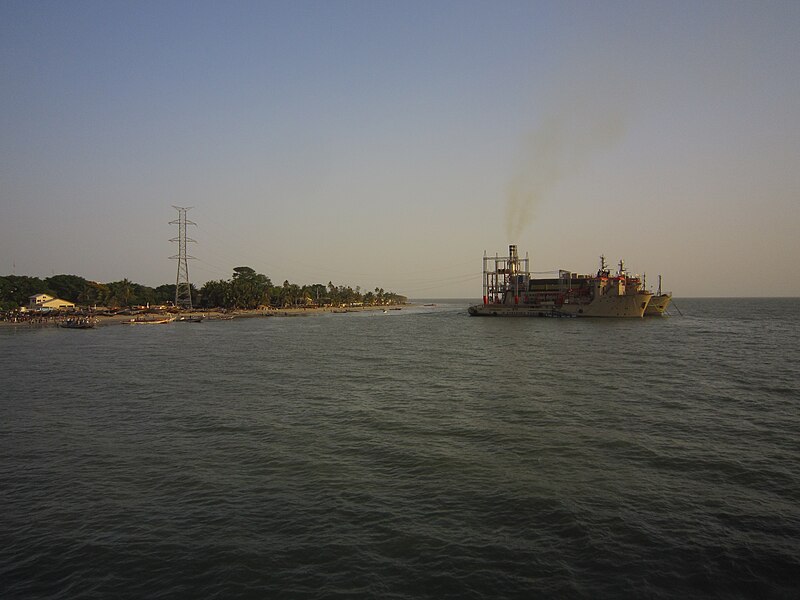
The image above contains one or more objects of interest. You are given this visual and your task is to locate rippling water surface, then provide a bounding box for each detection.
[2,299,799,599]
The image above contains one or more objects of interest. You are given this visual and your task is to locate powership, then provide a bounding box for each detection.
[468,245,661,318]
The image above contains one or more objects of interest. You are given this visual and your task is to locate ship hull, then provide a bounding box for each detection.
[468,293,648,318]
[468,304,571,317]
[644,294,672,316]
[559,292,649,317]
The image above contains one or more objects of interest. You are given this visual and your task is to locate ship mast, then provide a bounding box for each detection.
[598,255,608,277]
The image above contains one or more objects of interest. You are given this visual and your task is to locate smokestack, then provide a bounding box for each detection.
[509,244,518,275]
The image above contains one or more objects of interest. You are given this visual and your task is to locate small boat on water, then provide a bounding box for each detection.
[122,316,175,325]
[176,315,204,322]
[59,318,96,329]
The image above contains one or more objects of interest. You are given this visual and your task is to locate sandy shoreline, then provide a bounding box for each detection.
[0,304,410,328]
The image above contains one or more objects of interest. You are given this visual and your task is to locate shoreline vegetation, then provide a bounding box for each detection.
[0,267,408,326]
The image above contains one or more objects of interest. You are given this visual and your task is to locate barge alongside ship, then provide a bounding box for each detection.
[468,245,658,318]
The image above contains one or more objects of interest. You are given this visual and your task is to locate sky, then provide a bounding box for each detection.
[1,1,798,298]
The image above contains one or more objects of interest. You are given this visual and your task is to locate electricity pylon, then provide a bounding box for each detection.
[169,206,196,309]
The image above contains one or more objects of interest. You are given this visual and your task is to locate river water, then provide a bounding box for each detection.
[1,299,799,599]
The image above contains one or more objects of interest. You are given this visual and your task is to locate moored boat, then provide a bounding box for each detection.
[176,315,204,322]
[122,316,176,324]
[644,275,672,316]
[59,317,96,329]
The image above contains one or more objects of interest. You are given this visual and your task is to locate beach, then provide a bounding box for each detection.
[0,304,409,327]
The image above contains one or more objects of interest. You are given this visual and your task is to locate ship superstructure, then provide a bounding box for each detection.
[468,245,652,318]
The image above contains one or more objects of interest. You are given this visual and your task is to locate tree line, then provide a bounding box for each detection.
[0,268,406,311]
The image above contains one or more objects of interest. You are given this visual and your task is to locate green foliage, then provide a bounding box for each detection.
[154,284,176,304]
[198,279,229,308]
[45,274,88,303]
[1,269,405,311]
[231,266,272,309]
[105,279,135,308]
[197,267,272,309]
[0,275,50,308]
[195,267,405,309]
[78,281,110,306]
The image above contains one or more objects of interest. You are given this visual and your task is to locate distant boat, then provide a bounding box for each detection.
[122,316,175,325]
[59,318,95,329]
[176,315,204,322]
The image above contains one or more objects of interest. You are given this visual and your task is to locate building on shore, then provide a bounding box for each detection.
[29,294,75,311]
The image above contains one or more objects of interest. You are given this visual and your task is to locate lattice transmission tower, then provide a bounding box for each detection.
[169,206,196,309]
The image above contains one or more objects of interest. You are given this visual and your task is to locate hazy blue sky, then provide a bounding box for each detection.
[2,1,798,297]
